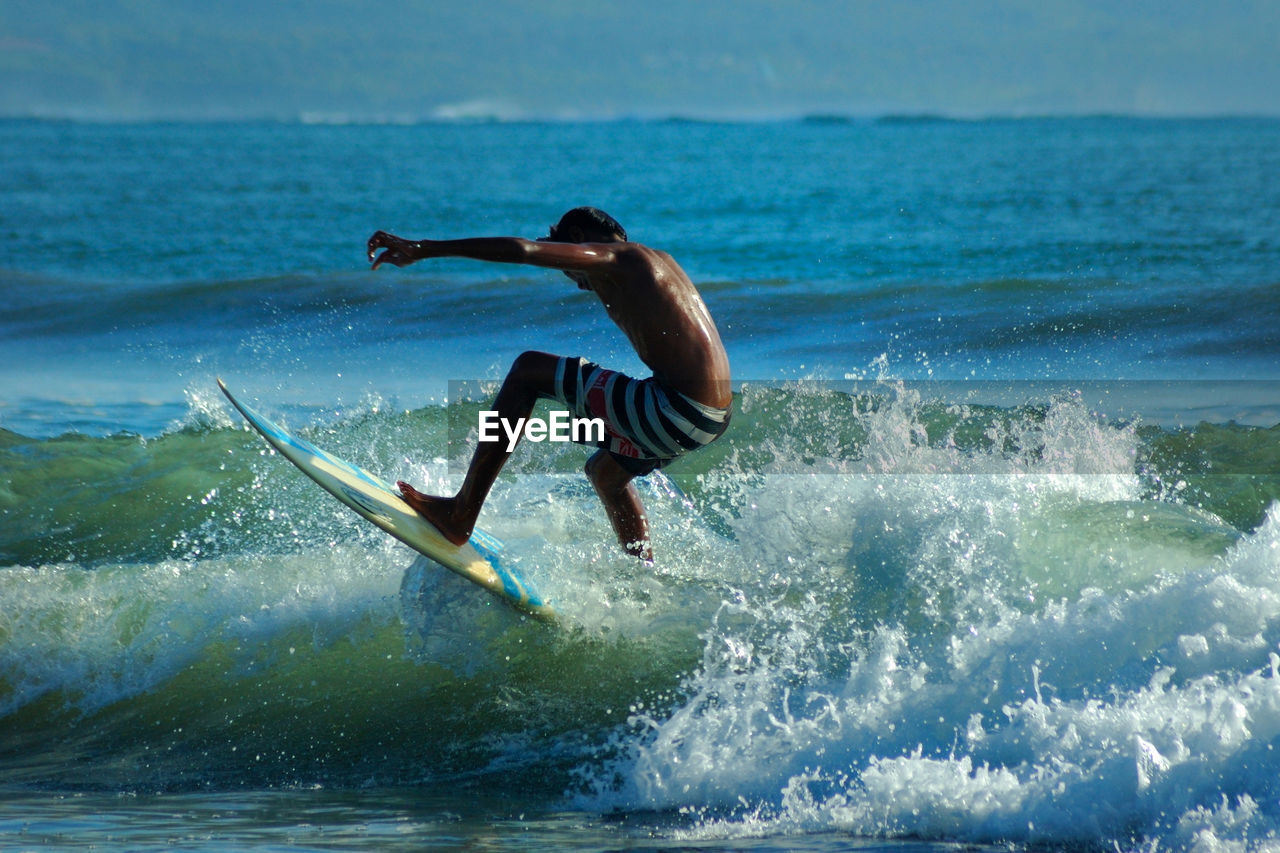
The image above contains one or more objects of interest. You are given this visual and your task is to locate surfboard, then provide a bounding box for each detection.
[218,379,554,622]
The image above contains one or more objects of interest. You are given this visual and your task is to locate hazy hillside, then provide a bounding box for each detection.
[2,0,1276,120]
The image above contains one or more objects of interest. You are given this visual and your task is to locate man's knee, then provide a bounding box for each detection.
[502,351,559,399]
[585,451,630,494]
[509,350,555,379]
[584,451,606,486]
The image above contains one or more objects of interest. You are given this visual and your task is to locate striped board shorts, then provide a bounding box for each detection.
[549,356,731,476]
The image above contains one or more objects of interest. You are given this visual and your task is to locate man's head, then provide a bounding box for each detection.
[544,207,627,244]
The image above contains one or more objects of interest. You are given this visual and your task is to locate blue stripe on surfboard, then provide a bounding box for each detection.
[468,530,545,608]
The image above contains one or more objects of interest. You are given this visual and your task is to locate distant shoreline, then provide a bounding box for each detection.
[1,111,1277,126]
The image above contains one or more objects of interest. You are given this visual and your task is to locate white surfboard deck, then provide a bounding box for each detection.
[218,379,554,622]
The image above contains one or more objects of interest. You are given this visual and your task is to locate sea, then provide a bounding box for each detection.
[2,116,1279,851]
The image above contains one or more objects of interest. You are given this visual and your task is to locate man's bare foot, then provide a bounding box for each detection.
[397,481,472,546]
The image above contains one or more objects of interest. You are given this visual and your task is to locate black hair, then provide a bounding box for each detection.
[552,207,627,242]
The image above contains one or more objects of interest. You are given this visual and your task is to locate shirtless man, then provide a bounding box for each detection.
[367,207,732,562]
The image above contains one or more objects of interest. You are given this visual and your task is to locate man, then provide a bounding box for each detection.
[367,207,731,562]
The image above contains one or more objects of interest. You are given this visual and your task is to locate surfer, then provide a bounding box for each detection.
[367,207,732,562]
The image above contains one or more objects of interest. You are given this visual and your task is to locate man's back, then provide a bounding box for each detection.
[586,243,732,409]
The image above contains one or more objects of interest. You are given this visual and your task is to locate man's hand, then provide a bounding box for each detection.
[367,231,421,269]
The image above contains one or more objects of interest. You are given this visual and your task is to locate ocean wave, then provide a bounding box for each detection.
[3,382,1280,849]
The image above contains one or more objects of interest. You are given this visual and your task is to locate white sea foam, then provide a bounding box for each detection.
[573,392,1280,851]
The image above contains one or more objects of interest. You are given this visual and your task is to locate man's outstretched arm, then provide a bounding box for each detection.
[368,231,619,273]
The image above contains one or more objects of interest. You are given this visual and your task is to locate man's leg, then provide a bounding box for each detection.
[585,449,653,562]
[399,351,560,545]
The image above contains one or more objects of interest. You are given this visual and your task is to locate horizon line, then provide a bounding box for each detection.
[3,109,1278,126]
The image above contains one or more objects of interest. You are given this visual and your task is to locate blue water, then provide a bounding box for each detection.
[4,118,1278,436]
[2,117,1280,851]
